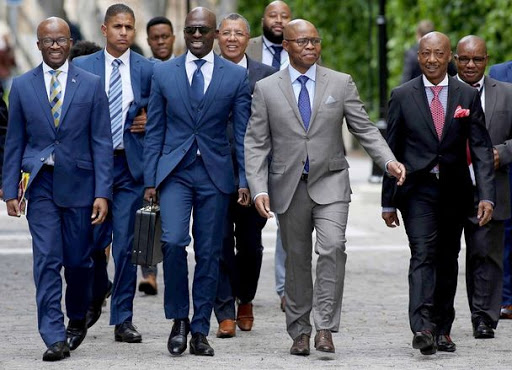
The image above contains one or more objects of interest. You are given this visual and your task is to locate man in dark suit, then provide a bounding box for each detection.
[0,84,8,200]
[488,59,512,321]
[73,3,154,343]
[213,12,277,339]
[382,32,495,355]
[2,17,112,361]
[455,36,512,339]
[144,7,251,356]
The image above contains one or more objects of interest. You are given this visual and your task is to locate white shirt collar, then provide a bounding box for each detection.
[186,50,215,65]
[42,60,69,75]
[262,35,283,48]
[422,73,449,87]
[104,48,131,66]
[289,63,317,83]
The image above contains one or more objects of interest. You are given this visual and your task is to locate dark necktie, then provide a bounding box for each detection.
[298,75,311,172]
[467,83,482,165]
[429,86,444,140]
[191,59,206,105]
[271,45,283,70]
[109,59,123,149]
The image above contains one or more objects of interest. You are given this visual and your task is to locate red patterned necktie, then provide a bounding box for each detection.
[430,86,444,140]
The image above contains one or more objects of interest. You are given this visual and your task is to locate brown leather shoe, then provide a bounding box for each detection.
[138,274,158,295]
[237,303,254,331]
[290,334,310,356]
[314,329,335,353]
[216,319,236,338]
[500,305,512,319]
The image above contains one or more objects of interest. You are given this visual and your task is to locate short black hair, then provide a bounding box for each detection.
[104,3,135,24]
[69,40,102,61]
[146,16,174,35]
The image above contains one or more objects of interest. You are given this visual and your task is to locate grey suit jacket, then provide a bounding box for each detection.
[246,36,263,63]
[482,76,512,219]
[244,65,396,214]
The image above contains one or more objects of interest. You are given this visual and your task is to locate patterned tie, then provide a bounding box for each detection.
[190,59,206,106]
[271,46,283,70]
[109,59,123,149]
[49,70,63,127]
[429,86,444,140]
[298,75,311,172]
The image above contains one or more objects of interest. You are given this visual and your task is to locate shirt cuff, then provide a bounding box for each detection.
[385,160,394,174]
[382,207,396,213]
[481,200,495,208]
[253,192,268,201]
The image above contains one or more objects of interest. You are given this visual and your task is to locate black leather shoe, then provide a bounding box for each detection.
[86,280,113,329]
[66,319,87,350]
[42,341,70,362]
[189,333,214,356]
[114,321,142,343]
[168,319,190,355]
[412,330,437,355]
[473,320,494,339]
[436,334,456,352]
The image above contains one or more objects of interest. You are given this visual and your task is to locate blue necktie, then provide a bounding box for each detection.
[271,46,283,70]
[298,75,311,173]
[191,59,206,106]
[49,70,63,127]
[109,59,123,149]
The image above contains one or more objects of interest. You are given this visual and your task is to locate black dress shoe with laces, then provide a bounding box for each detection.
[436,334,456,352]
[412,330,437,355]
[42,341,70,362]
[66,319,87,350]
[86,280,113,329]
[473,320,495,339]
[189,333,214,356]
[114,321,142,343]
[168,318,190,356]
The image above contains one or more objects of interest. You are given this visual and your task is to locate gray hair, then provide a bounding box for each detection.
[218,13,250,34]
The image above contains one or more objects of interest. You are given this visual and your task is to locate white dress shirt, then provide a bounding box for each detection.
[261,35,289,70]
[185,50,215,93]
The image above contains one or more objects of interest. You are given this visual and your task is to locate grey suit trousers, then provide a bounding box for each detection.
[278,179,349,339]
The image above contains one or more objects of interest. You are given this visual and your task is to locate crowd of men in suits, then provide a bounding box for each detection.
[0,0,511,363]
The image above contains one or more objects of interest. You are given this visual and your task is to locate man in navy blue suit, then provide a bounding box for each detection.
[73,3,154,343]
[2,17,112,361]
[144,7,251,357]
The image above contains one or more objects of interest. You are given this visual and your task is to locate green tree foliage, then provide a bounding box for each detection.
[238,0,512,119]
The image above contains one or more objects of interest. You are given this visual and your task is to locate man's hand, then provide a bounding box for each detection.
[254,194,273,219]
[237,188,251,207]
[477,201,493,227]
[493,148,500,170]
[91,198,108,225]
[130,108,147,133]
[6,199,22,217]
[144,187,158,204]
[386,160,406,186]
[0,188,3,200]
[382,211,400,228]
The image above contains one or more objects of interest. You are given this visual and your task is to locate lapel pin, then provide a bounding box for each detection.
[72,78,76,83]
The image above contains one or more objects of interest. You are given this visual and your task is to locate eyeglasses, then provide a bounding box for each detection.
[455,55,487,65]
[285,38,322,47]
[184,26,213,35]
[39,37,70,47]
[219,30,247,39]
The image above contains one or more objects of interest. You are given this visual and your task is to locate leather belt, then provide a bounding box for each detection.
[114,149,125,156]
[300,173,308,181]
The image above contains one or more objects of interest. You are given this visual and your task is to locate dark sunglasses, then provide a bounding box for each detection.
[184,26,213,35]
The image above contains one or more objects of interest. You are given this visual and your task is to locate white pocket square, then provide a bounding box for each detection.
[325,95,337,105]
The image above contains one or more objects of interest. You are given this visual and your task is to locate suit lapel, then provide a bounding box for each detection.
[92,51,106,87]
[175,55,194,121]
[483,77,496,129]
[59,65,80,126]
[31,65,56,132]
[278,69,304,128]
[130,53,142,109]
[309,66,328,126]
[442,78,460,141]
[411,77,438,139]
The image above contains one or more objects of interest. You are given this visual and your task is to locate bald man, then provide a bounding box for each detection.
[245,19,404,356]
[2,17,112,361]
[382,32,495,355]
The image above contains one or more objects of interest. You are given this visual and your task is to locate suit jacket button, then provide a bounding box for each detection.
[40,158,45,161]
[55,140,60,145]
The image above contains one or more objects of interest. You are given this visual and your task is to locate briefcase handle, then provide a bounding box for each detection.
[143,199,160,213]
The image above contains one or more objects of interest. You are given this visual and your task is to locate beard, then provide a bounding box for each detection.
[263,23,284,44]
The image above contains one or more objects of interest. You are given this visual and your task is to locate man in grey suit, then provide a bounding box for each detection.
[244,19,405,356]
[455,35,512,339]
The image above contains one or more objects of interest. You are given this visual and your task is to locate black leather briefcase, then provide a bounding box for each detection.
[131,202,163,266]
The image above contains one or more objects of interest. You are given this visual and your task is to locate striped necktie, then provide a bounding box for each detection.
[49,70,63,127]
[109,59,123,149]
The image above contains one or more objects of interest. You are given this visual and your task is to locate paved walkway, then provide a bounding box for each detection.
[0,152,510,369]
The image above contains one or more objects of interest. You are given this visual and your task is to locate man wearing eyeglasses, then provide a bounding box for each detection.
[382,32,495,355]
[245,19,405,356]
[144,7,251,357]
[455,35,512,340]
[2,17,112,361]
